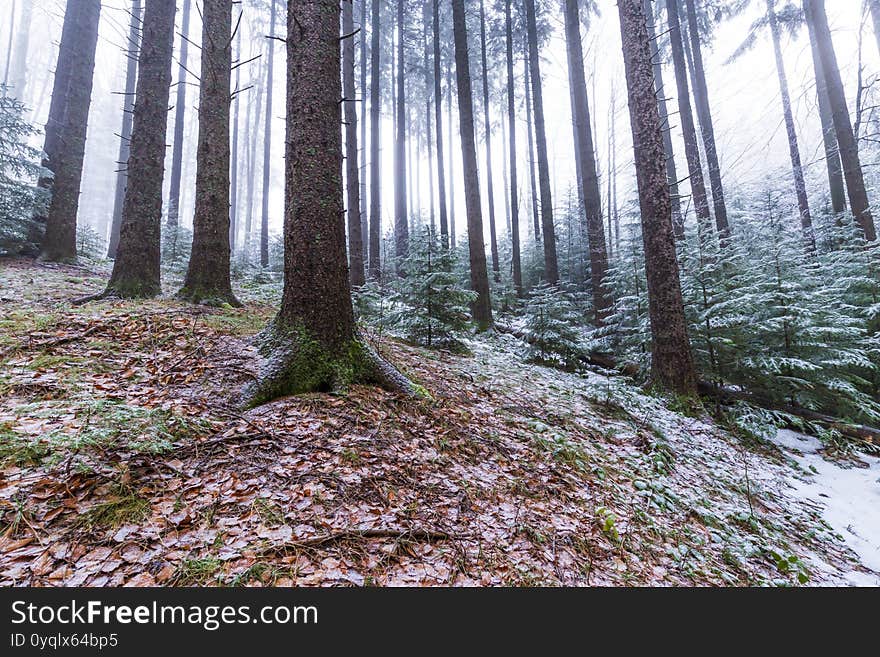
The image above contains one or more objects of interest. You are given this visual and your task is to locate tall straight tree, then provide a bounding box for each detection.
[244,0,416,405]
[478,0,500,280]
[167,0,192,229]
[451,0,493,329]
[10,0,32,98]
[505,0,522,295]
[766,0,814,250]
[666,0,712,239]
[245,75,264,245]
[343,0,365,286]
[684,0,729,238]
[359,0,368,254]
[422,1,435,231]
[804,0,845,215]
[805,0,875,241]
[644,0,683,237]
[446,60,456,247]
[101,0,176,299]
[524,0,558,283]
[178,0,239,305]
[562,0,610,322]
[432,0,449,247]
[368,0,381,278]
[260,0,278,267]
[108,0,143,259]
[617,0,696,395]
[394,0,409,269]
[523,39,540,242]
[40,0,101,262]
[230,23,242,251]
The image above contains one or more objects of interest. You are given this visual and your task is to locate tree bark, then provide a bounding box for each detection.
[368,0,382,278]
[344,0,365,287]
[505,0,522,295]
[617,0,696,395]
[766,0,814,252]
[243,0,416,406]
[563,0,611,323]
[108,0,142,259]
[394,0,409,271]
[523,37,540,244]
[524,0,558,284]
[230,22,242,252]
[103,0,176,298]
[40,0,101,262]
[360,0,369,257]
[432,0,449,248]
[805,0,876,241]
[478,0,500,281]
[167,0,192,229]
[178,0,239,306]
[684,0,729,239]
[260,0,277,267]
[422,1,436,233]
[447,59,456,248]
[805,0,846,216]
[666,0,712,241]
[451,0,492,330]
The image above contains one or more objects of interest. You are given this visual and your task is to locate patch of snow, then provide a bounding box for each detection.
[771,429,880,585]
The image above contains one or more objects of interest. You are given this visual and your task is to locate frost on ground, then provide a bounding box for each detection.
[0,259,875,586]
[769,429,880,585]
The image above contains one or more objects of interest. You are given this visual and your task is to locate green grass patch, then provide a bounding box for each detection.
[172,557,223,586]
[78,486,151,530]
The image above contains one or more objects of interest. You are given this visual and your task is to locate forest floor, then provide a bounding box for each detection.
[0,257,876,586]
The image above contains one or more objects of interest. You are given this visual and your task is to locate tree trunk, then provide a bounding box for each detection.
[343,0,365,287]
[805,0,876,241]
[644,0,683,238]
[394,0,409,271]
[447,60,456,248]
[40,0,101,262]
[178,0,239,306]
[563,0,611,323]
[368,0,382,279]
[666,0,712,240]
[108,0,142,259]
[805,0,846,216]
[230,23,242,252]
[432,0,449,248]
[479,0,500,281]
[766,0,814,252]
[524,0,558,284]
[523,38,540,244]
[451,0,492,330]
[684,0,729,239]
[102,0,176,298]
[360,0,369,256]
[260,0,277,267]
[245,74,264,248]
[869,0,880,59]
[3,0,14,90]
[505,0,522,295]
[10,0,32,98]
[167,0,192,229]
[617,0,697,395]
[422,1,435,233]
[243,0,416,407]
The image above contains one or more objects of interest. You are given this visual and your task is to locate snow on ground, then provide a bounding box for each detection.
[769,429,880,585]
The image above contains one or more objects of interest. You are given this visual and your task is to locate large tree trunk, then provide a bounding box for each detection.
[805,0,876,241]
[805,0,846,216]
[108,0,142,259]
[451,0,493,330]
[617,0,696,395]
[563,0,610,323]
[260,0,277,267]
[505,0,521,295]
[766,0,814,252]
[230,24,242,252]
[343,0,365,287]
[244,0,416,407]
[40,0,101,262]
[644,0,683,238]
[432,0,449,248]
[683,0,729,239]
[166,0,192,229]
[102,0,176,299]
[394,0,409,271]
[10,0,32,98]
[523,38,540,244]
[447,60,456,248]
[666,0,712,240]
[524,0,558,284]
[478,0,500,281]
[178,0,239,306]
[368,0,382,279]
[31,0,81,251]
[360,0,368,256]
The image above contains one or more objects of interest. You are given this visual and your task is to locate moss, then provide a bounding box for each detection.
[105,278,162,300]
[176,285,242,308]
